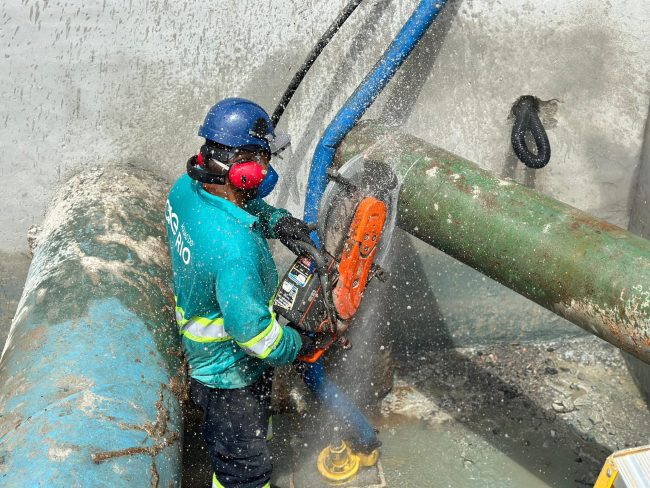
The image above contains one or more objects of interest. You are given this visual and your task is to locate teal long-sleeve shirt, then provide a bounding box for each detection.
[165,174,301,389]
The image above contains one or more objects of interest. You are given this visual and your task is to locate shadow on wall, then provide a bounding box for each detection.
[624,100,650,404]
[378,0,462,127]
[0,252,32,346]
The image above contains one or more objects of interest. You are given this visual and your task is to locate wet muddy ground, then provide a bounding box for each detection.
[182,336,649,487]
[1,254,648,487]
[380,337,649,486]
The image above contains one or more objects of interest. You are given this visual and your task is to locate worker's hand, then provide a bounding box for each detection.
[274,215,313,255]
[296,332,317,359]
[288,326,319,367]
[293,335,318,376]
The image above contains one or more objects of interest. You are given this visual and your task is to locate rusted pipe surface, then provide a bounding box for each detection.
[338,123,650,364]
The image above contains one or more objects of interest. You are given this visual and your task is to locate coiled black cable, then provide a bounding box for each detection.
[511,95,551,169]
[271,0,364,127]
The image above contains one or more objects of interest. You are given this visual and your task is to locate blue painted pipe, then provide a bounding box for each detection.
[304,0,447,229]
[0,167,182,486]
[303,361,378,450]
[302,0,447,450]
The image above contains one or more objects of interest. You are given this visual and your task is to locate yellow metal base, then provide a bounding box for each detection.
[316,441,382,484]
[317,441,360,483]
[356,449,380,468]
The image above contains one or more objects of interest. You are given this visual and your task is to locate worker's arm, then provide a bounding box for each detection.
[214,254,301,366]
[244,198,289,239]
[246,198,313,255]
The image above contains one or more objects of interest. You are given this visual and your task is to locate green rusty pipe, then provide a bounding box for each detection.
[337,122,650,364]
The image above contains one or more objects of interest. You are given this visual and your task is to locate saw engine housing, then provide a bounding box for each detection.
[274,253,338,336]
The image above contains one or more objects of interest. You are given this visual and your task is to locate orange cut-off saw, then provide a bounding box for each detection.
[273,156,400,362]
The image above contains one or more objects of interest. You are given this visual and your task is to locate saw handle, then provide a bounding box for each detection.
[289,325,337,364]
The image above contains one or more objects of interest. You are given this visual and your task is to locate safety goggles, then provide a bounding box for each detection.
[202,144,268,165]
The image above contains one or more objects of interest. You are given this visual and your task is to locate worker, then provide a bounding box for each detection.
[165,97,315,488]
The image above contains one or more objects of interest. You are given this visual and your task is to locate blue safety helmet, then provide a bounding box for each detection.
[199,98,275,153]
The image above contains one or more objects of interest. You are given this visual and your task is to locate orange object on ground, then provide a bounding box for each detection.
[333,197,387,319]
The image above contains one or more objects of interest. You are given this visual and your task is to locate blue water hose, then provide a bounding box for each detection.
[302,361,378,450]
[301,0,447,451]
[304,0,447,230]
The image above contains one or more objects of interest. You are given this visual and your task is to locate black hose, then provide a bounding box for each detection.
[290,240,328,273]
[511,95,551,169]
[271,0,364,127]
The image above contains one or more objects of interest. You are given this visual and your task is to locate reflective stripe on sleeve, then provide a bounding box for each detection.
[175,304,188,326]
[175,298,230,343]
[180,316,230,343]
[236,314,283,359]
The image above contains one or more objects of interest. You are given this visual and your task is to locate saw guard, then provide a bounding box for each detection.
[333,197,387,319]
[318,156,399,270]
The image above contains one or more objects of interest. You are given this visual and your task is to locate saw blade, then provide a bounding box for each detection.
[317,155,400,267]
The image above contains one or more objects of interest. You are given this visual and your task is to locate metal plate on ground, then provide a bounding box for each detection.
[290,456,386,488]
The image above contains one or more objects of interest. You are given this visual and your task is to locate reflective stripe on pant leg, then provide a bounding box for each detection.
[266,415,273,441]
[212,473,224,488]
[212,473,271,488]
[213,473,270,488]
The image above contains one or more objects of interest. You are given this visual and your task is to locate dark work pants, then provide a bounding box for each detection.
[190,370,273,488]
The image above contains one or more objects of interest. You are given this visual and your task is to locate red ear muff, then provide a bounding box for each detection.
[228,161,267,190]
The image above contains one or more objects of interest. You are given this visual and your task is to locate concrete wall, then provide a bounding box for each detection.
[2,0,649,347]
[0,0,410,252]
[382,0,650,227]
[2,0,648,254]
